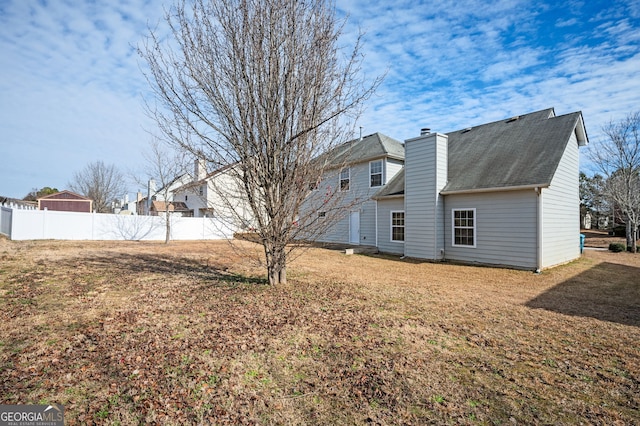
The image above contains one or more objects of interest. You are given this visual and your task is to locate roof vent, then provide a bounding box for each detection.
[462,127,472,133]
[420,128,431,136]
[506,116,520,123]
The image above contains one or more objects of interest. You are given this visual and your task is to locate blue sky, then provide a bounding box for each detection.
[1,0,639,198]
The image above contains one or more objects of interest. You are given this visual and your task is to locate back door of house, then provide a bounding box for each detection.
[349,211,360,244]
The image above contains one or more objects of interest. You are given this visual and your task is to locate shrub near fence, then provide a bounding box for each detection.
[0,206,236,241]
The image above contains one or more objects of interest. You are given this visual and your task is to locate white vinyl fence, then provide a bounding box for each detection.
[0,206,236,241]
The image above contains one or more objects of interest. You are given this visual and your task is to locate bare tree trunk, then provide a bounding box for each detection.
[264,242,287,285]
[627,219,638,253]
[165,209,171,244]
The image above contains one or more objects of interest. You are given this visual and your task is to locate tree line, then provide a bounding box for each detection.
[584,111,640,253]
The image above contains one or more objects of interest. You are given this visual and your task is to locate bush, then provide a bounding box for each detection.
[609,243,626,252]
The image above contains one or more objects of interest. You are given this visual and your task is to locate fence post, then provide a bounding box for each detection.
[42,207,47,239]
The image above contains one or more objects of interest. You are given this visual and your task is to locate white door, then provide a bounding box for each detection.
[349,211,360,244]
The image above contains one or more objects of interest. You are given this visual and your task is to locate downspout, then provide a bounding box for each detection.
[536,187,543,273]
[442,195,446,261]
[374,199,378,248]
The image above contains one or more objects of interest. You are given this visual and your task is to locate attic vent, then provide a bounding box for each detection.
[462,127,472,133]
[420,128,431,136]
[506,116,520,123]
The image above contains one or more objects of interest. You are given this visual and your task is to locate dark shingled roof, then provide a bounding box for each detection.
[374,108,588,198]
[442,108,586,193]
[324,132,404,167]
[373,168,405,198]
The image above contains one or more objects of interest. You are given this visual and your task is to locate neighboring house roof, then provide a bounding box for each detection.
[374,108,588,198]
[0,196,37,207]
[150,201,191,212]
[322,132,405,168]
[38,190,92,201]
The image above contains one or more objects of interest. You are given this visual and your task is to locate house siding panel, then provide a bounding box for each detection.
[376,198,405,254]
[39,200,92,213]
[542,131,580,267]
[386,159,404,185]
[444,191,538,269]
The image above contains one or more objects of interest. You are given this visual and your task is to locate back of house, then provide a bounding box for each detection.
[373,108,588,271]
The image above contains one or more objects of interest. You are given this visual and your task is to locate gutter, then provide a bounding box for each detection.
[371,193,405,200]
[441,183,549,196]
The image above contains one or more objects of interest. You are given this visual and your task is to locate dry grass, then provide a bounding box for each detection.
[0,236,638,425]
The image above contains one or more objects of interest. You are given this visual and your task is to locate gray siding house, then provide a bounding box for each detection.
[374,108,588,271]
[312,132,405,246]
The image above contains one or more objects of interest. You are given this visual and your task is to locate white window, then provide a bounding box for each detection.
[370,160,383,187]
[391,211,405,242]
[452,209,476,247]
[199,185,205,196]
[339,168,350,191]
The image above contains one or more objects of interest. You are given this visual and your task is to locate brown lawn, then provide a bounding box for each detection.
[0,236,638,425]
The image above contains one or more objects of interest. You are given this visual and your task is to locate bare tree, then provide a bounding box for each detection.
[69,161,127,213]
[589,111,640,252]
[139,0,382,284]
[138,138,190,243]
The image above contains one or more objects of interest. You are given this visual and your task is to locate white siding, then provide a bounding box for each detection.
[386,158,404,184]
[444,190,538,269]
[376,198,405,254]
[541,131,581,267]
[404,133,447,260]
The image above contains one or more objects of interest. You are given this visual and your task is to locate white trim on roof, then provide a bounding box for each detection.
[440,183,549,196]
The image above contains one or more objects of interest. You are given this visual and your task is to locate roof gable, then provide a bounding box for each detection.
[323,132,404,167]
[38,190,92,201]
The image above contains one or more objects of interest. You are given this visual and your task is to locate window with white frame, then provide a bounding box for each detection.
[370,160,383,187]
[391,211,405,242]
[452,209,476,247]
[339,168,350,191]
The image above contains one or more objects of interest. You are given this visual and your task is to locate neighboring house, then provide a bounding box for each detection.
[173,161,255,228]
[373,108,588,271]
[136,172,194,216]
[37,190,93,213]
[310,132,405,245]
[149,200,192,217]
[0,196,36,209]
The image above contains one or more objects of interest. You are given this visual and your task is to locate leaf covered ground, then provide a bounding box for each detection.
[0,237,639,425]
